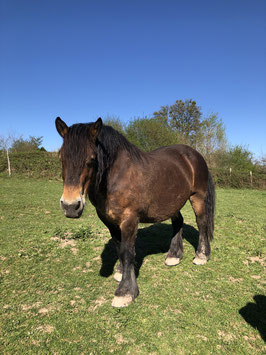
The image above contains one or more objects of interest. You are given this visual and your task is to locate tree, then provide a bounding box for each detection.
[11,136,44,152]
[257,154,266,172]
[125,117,179,151]
[220,145,255,171]
[153,99,202,147]
[197,113,227,166]
[153,105,171,127]
[0,134,46,175]
[103,115,125,134]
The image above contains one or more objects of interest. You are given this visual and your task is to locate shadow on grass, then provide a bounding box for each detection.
[239,295,266,342]
[100,222,199,278]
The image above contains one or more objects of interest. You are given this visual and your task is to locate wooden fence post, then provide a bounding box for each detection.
[250,171,253,187]
[7,149,11,177]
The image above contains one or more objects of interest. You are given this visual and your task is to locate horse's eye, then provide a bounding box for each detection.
[86,155,95,165]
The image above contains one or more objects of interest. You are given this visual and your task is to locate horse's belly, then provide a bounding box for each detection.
[140,188,189,223]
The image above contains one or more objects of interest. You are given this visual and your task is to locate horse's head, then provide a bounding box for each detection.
[55,117,102,218]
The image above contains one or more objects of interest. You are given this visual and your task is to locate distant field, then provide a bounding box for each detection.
[0,177,265,354]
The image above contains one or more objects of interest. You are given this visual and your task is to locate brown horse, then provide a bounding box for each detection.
[55,117,215,307]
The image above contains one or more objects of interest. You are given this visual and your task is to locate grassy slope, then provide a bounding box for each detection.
[0,177,265,354]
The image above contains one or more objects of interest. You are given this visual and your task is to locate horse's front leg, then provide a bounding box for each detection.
[111,234,123,283]
[112,215,139,308]
[96,210,123,281]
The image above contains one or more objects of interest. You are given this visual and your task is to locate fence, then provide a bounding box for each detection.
[0,151,266,189]
[210,168,266,189]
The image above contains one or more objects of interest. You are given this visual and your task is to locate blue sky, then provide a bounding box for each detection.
[1,0,266,157]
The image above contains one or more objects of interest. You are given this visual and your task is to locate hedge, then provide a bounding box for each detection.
[0,151,265,189]
[0,151,61,179]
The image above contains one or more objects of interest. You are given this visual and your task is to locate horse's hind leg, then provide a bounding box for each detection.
[190,193,210,265]
[165,211,184,266]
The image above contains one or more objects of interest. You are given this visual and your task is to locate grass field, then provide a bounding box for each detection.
[0,176,265,354]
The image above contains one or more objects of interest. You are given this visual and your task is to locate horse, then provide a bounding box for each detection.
[55,117,215,307]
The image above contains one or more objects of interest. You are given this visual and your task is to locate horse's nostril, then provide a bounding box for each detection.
[61,200,70,211]
[75,201,81,210]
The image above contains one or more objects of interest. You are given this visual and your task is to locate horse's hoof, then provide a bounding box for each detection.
[165,257,181,266]
[112,295,133,308]
[193,256,207,265]
[113,271,122,282]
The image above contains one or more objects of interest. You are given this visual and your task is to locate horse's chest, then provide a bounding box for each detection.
[105,195,133,223]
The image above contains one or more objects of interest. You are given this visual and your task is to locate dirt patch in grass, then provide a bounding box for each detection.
[21,302,42,311]
[51,236,78,254]
[37,325,55,333]
[247,256,266,266]
[88,296,107,311]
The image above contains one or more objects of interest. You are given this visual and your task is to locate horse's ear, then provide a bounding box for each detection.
[90,117,102,139]
[55,117,68,138]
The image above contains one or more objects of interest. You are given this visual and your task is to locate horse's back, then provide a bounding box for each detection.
[148,144,208,190]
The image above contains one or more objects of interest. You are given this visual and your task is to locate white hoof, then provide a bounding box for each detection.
[165,257,181,266]
[112,295,133,308]
[113,271,122,282]
[193,256,207,265]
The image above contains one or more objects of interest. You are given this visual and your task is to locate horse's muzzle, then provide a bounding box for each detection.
[60,197,84,218]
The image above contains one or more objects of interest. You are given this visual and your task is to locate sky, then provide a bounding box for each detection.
[0,0,266,157]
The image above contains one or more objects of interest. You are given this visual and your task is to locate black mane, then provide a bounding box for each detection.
[62,123,143,186]
[97,125,143,186]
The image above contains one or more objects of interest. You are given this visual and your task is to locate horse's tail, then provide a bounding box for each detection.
[205,172,215,241]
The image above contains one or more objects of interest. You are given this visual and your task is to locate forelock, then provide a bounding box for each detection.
[61,123,92,169]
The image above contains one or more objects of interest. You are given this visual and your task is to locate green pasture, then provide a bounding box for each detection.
[0,177,265,354]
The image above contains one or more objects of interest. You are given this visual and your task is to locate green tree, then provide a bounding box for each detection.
[126,117,179,151]
[257,154,266,172]
[221,145,255,171]
[153,105,170,127]
[153,99,202,147]
[103,115,125,134]
[197,113,227,166]
[11,136,45,152]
